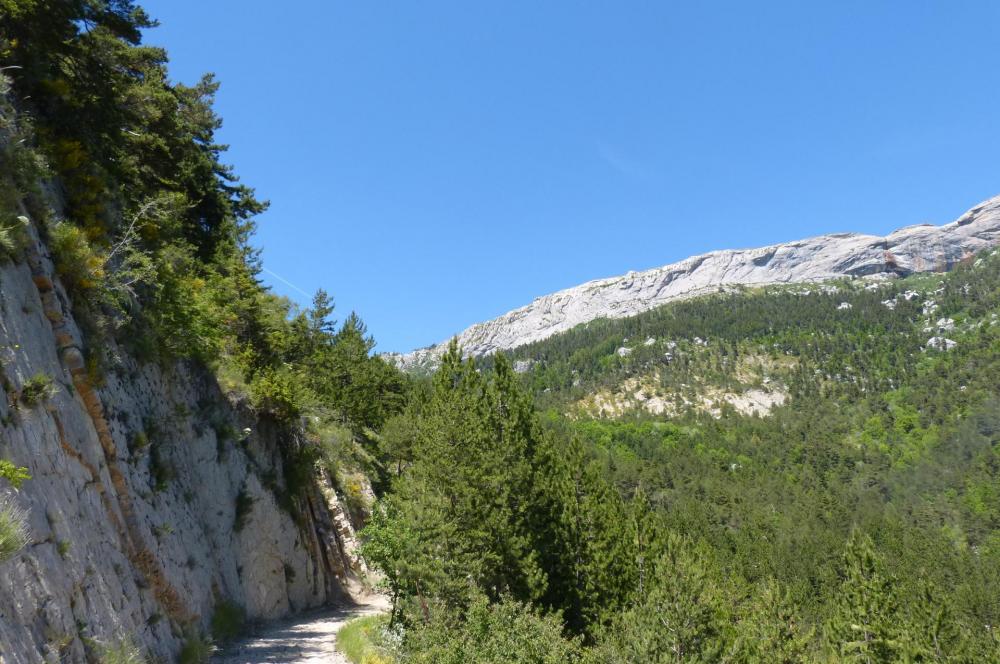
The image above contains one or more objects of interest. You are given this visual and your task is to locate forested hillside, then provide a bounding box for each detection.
[3,2,1000,664]
[362,251,1000,662]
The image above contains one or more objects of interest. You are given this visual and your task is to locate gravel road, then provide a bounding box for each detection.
[212,596,388,664]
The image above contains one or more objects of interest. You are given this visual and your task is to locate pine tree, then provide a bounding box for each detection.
[309,288,337,336]
[594,533,728,663]
[381,342,549,610]
[631,486,657,602]
[899,579,970,663]
[318,311,405,430]
[825,531,902,663]
[733,580,811,664]
[530,433,637,635]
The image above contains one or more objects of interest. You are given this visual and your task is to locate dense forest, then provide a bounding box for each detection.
[362,251,1000,662]
[3,2,1000,663]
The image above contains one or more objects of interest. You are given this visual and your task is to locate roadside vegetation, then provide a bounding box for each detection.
[337,614,393,664]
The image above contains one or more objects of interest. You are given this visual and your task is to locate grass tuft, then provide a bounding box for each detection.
[336,615,393,664]
[177,632,215,664]
[210,600,246,642]
[0,494,28,562]
[98,635,148,664]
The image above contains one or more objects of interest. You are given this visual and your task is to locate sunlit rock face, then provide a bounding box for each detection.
[390,195,1000,371]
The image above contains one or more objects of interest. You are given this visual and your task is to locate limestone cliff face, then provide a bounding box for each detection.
[0,220,365,661]
[391,195,1000,371]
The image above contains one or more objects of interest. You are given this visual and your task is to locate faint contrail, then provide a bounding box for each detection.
[262,267,312,299]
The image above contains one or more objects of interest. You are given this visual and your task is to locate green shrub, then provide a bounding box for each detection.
[211,421,237,445]
[0,495,29,562]
[341,473,369,520]
[129,431,149,454]
[0,86,48,262]
[210,600,246,641]
[152,523,173,539]
[0,215,30,262]
[215,356,250,398]
[314,421,355,472]
[249,367,310,422]
[140,245,224,363]
[233,487,254,532]
[177,632,214,664]
[19,373,56,406]
[0,460,30,489]
[282,443,321,499]
[49,221,104,293]
[404,595,581,664]
[149,445,174,492]
[98,635,147,664]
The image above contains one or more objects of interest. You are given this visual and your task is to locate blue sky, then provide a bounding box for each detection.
[142,1,1000,353]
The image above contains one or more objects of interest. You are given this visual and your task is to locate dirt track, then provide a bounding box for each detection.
[212,596,388,664]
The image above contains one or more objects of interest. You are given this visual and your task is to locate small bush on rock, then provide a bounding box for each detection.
[0,215,30,262]
[129,431,149,455]
[210,600,246,641]
[233,487,254,532]
[0,460,30,489]
[0,494,29,562]
[98,635,147,664]
[49,222,104,292]
[177,632,214,664]
[19,373,56,407]
[149,445,174,492]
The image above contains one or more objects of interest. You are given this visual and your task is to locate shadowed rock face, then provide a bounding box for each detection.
[0,218,367,662]
[390,195,1000,372]
[0,91,368,664]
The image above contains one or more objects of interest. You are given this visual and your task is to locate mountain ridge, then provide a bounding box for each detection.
[390,194,1000,371]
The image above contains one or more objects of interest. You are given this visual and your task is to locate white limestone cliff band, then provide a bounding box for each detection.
[389,195,1000,371]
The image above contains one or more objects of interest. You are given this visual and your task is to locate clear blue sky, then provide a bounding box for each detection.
[141,1,1000,353]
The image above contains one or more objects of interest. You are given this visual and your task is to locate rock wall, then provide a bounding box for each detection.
[0,219,365,661]
[391,195,1000,371]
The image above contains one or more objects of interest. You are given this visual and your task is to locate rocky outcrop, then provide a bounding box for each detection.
[391,195,1000,371]
[0,218,366,661]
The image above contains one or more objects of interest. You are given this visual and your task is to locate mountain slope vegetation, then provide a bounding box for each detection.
[365,252,1000,662]
[4,2,1000,662]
